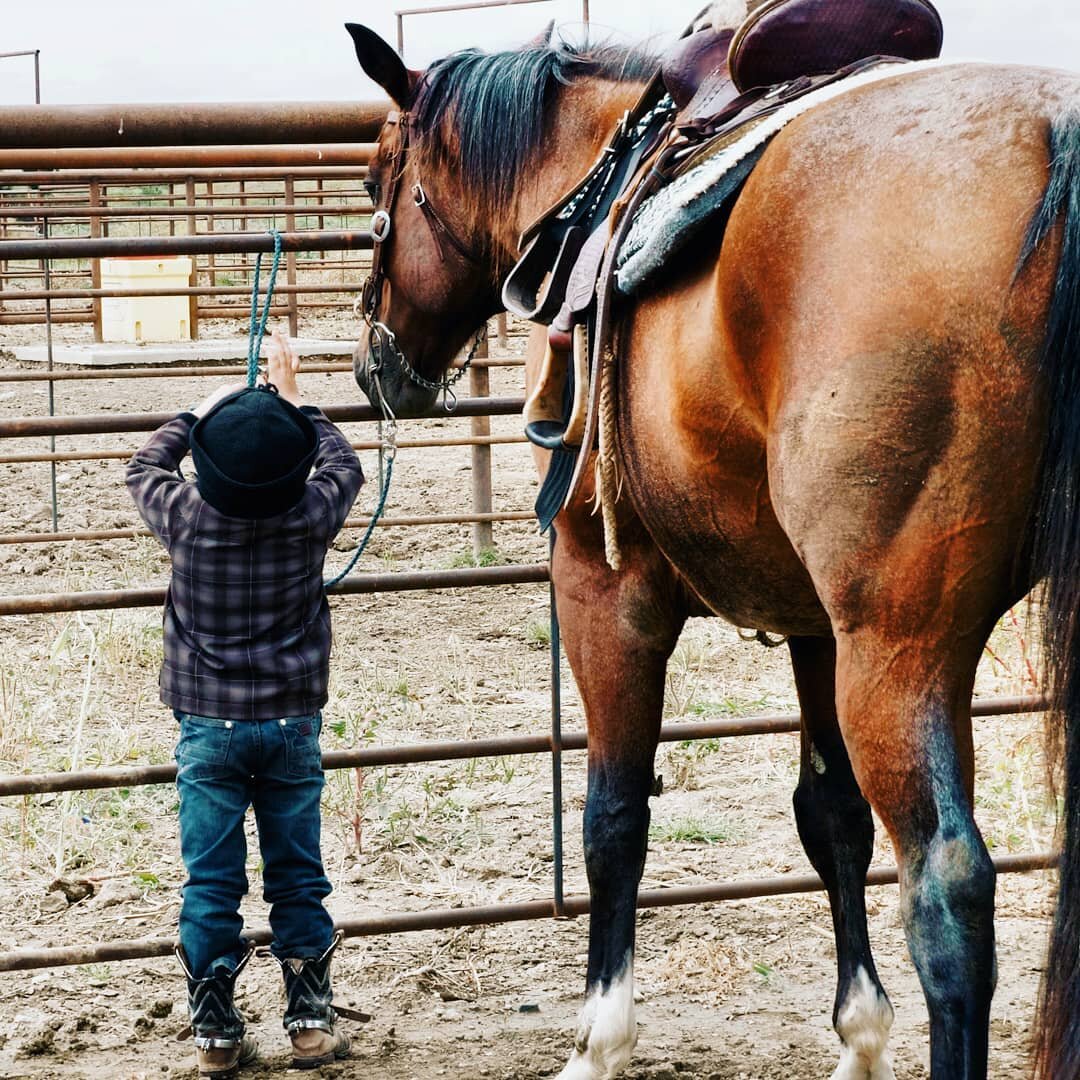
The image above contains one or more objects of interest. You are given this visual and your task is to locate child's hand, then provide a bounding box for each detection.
[192,381,246,418]
[265,329,303,407]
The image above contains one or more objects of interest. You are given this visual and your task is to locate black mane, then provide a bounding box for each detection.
[411,39,659,219]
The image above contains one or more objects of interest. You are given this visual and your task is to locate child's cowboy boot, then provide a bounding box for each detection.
[278,933,351,1068]
[176,945,259,1078]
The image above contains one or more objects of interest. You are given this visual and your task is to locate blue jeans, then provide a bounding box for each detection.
[174,711,334,978]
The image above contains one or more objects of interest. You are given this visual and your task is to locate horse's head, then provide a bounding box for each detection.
[347,24,505,417]
[346,23,659,417]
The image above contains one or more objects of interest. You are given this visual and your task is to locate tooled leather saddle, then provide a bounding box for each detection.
[505,0,943,530]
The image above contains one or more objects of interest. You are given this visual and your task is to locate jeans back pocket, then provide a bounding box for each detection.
[281,714,323,778]
[175,714,235,781]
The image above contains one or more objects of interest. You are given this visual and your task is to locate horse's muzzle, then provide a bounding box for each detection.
[351,338,439,419]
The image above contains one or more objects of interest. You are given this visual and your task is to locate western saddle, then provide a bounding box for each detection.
[506,0,943,528]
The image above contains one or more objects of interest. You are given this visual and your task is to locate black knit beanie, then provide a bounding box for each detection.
[189,387,318,519]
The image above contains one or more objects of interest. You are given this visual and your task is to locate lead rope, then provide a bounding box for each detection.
[322,313,400,590]
[247,230,284,386]
[323,436,395,590]
[240,229,396,589]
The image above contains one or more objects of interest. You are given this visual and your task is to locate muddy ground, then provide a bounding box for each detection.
[0,310,1058,1079]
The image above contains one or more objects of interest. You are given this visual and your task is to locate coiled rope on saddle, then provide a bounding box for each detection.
[245,230,395,590]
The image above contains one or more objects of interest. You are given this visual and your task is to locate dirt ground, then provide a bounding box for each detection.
[0,309,1059,1079]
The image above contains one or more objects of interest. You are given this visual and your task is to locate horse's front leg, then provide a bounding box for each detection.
[789,635,895,1080]
[551,504,688,1080]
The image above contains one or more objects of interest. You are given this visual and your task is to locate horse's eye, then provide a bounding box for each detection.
[364,180,382,205]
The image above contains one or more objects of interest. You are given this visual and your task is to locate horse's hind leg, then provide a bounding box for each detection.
[832,628,996,1079]
[789,635,895,1080]
[551,509,688,1080]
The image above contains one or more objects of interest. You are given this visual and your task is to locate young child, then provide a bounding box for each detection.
[126,330,364,1077]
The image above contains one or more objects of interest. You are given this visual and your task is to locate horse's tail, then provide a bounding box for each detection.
[1025,108,1080,1080]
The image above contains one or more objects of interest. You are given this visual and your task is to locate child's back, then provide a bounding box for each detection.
[127,331,363,1077]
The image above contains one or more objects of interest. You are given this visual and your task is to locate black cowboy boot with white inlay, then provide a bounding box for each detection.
[277,933,351,1068]
[176,945,258,1079]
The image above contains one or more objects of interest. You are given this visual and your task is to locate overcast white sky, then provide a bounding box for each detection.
[0,0,1076,105]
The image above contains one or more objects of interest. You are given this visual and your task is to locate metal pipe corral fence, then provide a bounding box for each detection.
[0,852,1056,973]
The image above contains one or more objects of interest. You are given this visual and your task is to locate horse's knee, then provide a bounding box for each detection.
[905,827,996,998]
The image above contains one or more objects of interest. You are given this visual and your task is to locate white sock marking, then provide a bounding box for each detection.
[830,967,896,1080]
[557,961,636,1080]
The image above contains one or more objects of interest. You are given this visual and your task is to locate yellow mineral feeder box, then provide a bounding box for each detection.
[100,256,193,343]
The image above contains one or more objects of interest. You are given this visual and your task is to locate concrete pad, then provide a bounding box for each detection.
[9,337,355,367]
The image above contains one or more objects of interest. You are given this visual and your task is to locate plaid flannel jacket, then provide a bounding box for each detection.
[126,408,364,721]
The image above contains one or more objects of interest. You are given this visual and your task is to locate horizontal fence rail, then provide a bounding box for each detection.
[2,512,537,547]
[0,396,526,438]
[0,435,528,467]
[0,146,373,170]
[0,203,369,219]
[0,228,374,262]
[0,101,389,148]
[0,166,372,184]
[0,562,550,617]
[0,285,362,300]
[0,697,1047,798]
[0,852,1056,973]
[0,359,522,382]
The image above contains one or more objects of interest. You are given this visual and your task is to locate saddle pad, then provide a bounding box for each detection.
[615,57,949,295]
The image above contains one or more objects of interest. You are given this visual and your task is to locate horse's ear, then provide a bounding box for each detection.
[345,23,420,108]
[527,20,556,48]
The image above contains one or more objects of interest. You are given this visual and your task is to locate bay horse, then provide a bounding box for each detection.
[345,19,1080,1080]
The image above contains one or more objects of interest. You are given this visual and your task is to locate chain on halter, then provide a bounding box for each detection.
[361,317,486,411]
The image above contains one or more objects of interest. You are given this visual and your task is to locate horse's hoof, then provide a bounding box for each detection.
[830,1051,896,1080]
[557,967,637,1080]
[556,1057,604,1080]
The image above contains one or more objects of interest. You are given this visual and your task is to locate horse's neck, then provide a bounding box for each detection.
[500,79,651,262]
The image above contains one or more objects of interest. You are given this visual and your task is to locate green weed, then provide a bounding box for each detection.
[649,815,734,845]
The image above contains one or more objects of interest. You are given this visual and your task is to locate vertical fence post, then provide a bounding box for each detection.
[41,216,58,532]
[206,180,216,288]
[88,180,103,343]
[185,177,199,341]
[470,325,493,557]
[284,175,298,338]
[496,311,508,350]
[0,187,6,323]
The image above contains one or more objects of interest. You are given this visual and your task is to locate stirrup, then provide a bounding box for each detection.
[524,323,590,452]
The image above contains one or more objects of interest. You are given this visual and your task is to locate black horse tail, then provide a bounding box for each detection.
[1024,109,1080,1080]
